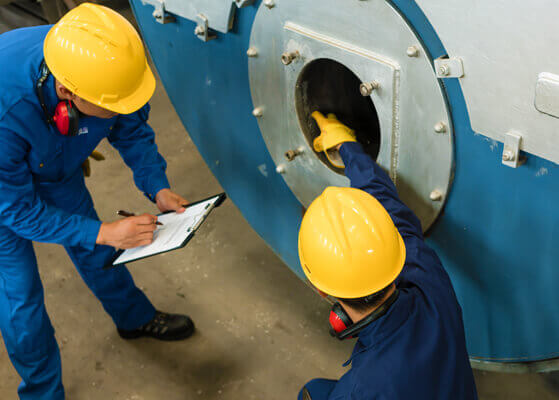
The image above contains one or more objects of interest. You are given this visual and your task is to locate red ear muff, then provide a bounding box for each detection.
[329,302,352,335]
[36,61,80,137]
[329,289,400,341]
[53,100,79,136]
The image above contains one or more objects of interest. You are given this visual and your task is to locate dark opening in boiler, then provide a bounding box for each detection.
[295,59,381,173]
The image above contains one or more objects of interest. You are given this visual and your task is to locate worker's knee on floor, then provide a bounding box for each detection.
[299,378,338,400]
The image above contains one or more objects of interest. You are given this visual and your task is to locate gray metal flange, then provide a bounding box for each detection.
[248,0,454,231]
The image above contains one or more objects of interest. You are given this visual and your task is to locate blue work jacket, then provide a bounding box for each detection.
[325,142,478,399]
[0,26,170,251]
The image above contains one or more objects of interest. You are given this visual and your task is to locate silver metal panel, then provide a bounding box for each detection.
[140,0,236,33]
[280,23,399,204]
[415,0,559,165]
[248,0,454,231]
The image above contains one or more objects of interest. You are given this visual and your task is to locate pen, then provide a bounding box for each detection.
[117,210,163,225]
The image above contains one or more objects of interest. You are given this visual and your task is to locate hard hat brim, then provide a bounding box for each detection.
[104,61,156,115]
[46,57,156,116]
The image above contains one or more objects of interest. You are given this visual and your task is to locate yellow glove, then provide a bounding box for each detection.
[82,150,105,177]
[311,111,356,168]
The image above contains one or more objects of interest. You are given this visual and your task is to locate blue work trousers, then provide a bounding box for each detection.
[0,172,155,400]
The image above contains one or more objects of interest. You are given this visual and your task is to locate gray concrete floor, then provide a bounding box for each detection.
[1,6,559,399]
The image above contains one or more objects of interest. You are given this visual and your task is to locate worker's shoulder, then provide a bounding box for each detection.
[399,234,456,293]
[111,102,153,135]
[396,262,464,335]
[0,25,50,71]
[0,25,51,51]
[0,26,50,120]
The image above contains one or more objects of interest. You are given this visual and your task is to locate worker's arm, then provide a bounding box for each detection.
[0,128,157,250]
[340,142,453,287]
[0,128,101,250]
[339,142,423,240]
[312,114,452,294]
[310,111,422,239]
[108,103,171,203]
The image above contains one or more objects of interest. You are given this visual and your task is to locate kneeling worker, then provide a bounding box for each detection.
[0,4,194,399]
[297,112,478,399]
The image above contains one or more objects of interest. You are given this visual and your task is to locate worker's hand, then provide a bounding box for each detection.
[155,188,189,214]
[96,214,158,249]
[311,111,356,152]
[311,112,356,168]
[82,150,105,177]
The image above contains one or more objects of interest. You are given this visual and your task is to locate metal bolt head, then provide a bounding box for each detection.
[263,0,275,9]
[284,147,304,162]
[434,122,447,133]
[247,47,258,57]
[281,51,299,65]
[252,107,263,117]
[406,46,419,57]
[194,25,205,35]
[429,190,443,201]
[502,150,515,162]
[276,164,286,174]
[359,81,380,96]
[438,64,450,76]
[285,150,297,161]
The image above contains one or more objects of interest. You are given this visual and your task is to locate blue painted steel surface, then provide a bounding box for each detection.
[130,0,558,363]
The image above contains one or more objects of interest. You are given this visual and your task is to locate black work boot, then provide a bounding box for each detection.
[118,311,195,341]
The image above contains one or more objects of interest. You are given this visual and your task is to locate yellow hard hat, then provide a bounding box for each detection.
[298,187,406,299]
[44,3,155,114]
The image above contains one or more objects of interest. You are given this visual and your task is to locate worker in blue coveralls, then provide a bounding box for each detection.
[0,4,195,399]
[296,112,478,399]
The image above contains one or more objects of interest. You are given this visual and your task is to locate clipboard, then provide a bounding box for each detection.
[106,193,227,267]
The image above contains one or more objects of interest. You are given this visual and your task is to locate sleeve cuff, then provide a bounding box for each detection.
[81,219,102,251]
[143,174,171,203]
[339,141,366,162]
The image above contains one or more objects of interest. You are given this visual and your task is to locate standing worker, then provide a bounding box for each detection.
[0,4,195,399]
[297,112,478,399]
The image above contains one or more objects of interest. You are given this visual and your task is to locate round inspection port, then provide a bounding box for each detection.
[295,58,381,173]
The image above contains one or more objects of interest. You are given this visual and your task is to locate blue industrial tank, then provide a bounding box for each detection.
[130,0,558,370]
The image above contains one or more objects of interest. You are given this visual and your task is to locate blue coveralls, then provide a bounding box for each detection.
[299,142,478,400]
[0,26,170,399]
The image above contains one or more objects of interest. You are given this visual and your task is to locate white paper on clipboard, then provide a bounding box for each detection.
[112,194,223,265]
